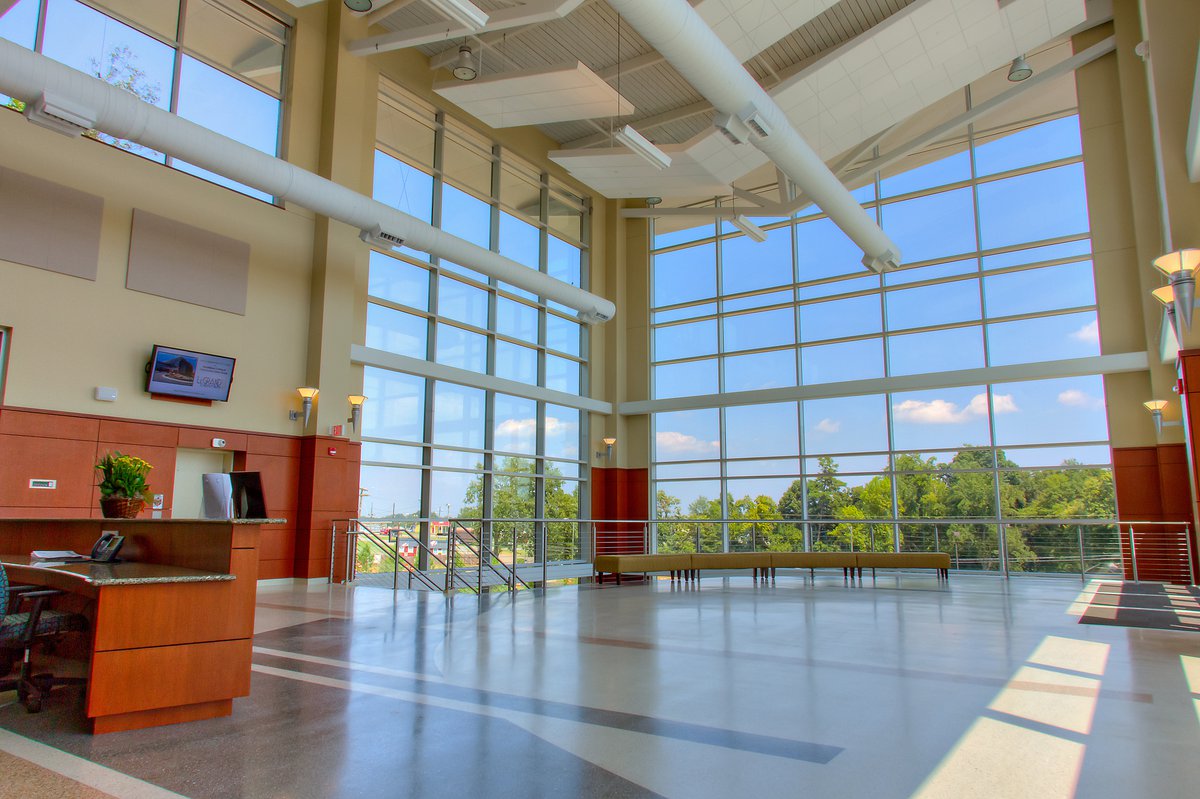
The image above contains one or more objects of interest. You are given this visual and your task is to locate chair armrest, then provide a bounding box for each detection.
[11,589,66,645]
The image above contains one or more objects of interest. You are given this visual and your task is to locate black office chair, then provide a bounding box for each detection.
[0,562,89,713]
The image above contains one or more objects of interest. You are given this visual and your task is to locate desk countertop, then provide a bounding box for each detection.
[1,556,235,586]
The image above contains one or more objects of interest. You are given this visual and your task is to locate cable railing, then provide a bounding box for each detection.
[331,516,1194,588]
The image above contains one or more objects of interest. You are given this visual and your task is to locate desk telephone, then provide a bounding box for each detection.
[90,532,125,563]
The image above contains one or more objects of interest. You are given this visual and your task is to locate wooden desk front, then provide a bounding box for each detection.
[0,518,267,733]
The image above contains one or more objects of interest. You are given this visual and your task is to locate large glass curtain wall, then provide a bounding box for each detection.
[0,0,288,201]
[650,112,1117,574]
[360,84,590,565]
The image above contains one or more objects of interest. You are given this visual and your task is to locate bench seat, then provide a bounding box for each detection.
[855,552,950,579]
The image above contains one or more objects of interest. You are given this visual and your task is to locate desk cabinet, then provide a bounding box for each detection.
[0,518,269,733]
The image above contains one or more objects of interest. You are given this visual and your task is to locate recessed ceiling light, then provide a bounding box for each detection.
[344,0,373,11]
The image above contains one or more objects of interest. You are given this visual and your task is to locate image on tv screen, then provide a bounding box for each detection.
[147,345,235,402]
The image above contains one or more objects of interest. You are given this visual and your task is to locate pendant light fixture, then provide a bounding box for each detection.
[1007,55,1033,82]
[453,45,477,81]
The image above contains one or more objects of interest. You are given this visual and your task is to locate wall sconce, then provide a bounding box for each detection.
[347,394,367,433]
[1152,249,1200,331]
[595,436,616,462]
[1144,399,1181,437]
[1152,284,1180,342]
[290,387,318,427]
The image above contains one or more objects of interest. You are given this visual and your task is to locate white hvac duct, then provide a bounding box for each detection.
[605,0,901,272]
[0,39,616,324]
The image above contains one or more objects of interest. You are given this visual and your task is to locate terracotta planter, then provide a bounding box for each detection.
[100,496,145,519]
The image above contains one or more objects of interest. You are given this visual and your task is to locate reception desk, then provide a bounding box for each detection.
[0,517,277,733]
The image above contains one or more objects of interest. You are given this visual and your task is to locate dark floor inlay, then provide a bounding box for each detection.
[252,651,844,764]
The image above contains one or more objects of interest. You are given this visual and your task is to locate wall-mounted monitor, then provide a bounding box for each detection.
[146,344,236,402]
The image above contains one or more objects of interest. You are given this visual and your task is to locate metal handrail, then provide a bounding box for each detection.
[339,518,456,591]
[447,520,531,593]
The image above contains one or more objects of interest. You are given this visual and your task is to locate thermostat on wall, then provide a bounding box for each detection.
[29,479,57,489]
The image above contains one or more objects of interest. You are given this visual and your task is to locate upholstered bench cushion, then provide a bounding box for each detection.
[855,552,950,569]
[691,552,771,569]
[593,554,691,573]
[771,552,856,568]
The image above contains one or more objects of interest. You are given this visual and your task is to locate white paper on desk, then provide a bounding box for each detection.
[31,550,87,560]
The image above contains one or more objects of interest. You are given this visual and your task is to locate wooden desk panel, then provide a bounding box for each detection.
[0,518,267,734]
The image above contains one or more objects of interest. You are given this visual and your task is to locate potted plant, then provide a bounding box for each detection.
[95,451,153,519]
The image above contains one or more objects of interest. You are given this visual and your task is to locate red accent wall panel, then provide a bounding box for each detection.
[591,467,650,566]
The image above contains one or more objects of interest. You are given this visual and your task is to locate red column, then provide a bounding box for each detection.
[591,467,649,557]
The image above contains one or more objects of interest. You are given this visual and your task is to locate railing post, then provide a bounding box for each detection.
[1077,525,1086,583]
[392,532,399,591]
[1128,525,1139,582]
[512,526,518,590]
[934,525,940,555]
[999,523,1009,577]
[542,524,548,587]
[478,526,484,592]
[1186,524,1195,586]
[447,530,455,592]
[694,524,701,554]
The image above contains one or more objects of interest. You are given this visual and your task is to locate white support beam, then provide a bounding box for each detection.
[1189,45,1200,182]
[618,352,1150,416]
[365,0,418,26]
[350,0,585,56]
[731,187,770,207]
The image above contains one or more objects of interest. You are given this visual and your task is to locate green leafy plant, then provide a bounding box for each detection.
[95,452,153,500]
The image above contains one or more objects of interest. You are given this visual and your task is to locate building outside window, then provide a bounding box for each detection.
[649,104,1116,575]
[0,0,288,201]
[358,82,591,573]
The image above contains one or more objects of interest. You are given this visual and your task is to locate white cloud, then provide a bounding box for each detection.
[815,418,841,434]
[1070,319,1100,344]
[1058,389,1103,409]
[655,430,719,456]
[893,392,1017,424]
[495,417,577,438]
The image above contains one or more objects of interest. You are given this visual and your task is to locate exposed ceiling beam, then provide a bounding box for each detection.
[0,0,20,13]
[350,0,586,56]
[596,51,666,81]
[365,0,418,27]
[731,187,769,207]
[841,36,1116,189]
[563,98,710,149]
[1189,44,1200,182]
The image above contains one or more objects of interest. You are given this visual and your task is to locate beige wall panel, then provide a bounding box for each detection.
[127,209,250,315]
[0,166,103,280]
[0,110,315,435]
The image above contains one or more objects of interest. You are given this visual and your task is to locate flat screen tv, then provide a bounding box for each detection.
[146,344,236,402]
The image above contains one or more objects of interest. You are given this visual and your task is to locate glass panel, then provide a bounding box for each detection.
[545,404,580,460]
[992,375,1109,446]
[656,462,721,479]
[377,95,436,169]
[722,289,793,313]
[373,152,434,224]
[891,385,993,451]
[981,239,1090,270]
[725,458,801,477]
[654,243,716,307]
[496,296,537,343]
[654,480,722,519]
[1002,444,1112,468]
[437,275,488,328]
[441,184,491,249]
[797,275,878,302]
[987,312,1100,365]
[721,227,793,294]
[725,402,798,459]
[442,123,493,198]
[432,382,485,450]
[884,258,977,287]
[885,279,981,329]
[804,454,889,474]
[880,149,971,197]
[0,0,39,48]
[654,359,717,399]
[368,251,429,310]
[977,163,1090,249]
[546,354,580,394]
[500,163,541,223]
[655,408,720,462]
[655,319,718,362]
[498,211,539,269]
[358,465,421,520]
[723,307,795,352]
[365,303,427,359]
[183,0,286,94]
[654,302,716,324]
[653,218,714,250]
[983,261,1096,318]
[431,448,480,469]
[881,188,977,263]
[801,338,884,384]
[887,326,985,376]
[547,186,583,241]
[494,340,536,384]
[546,313,581,357]
[494,393,537,454]
[42,0,175,160]
[435,324,487,373]
[975,116,1082,177]
[895,470,996,518]
[795,217,866,281]
[360,442,423,466]
[803,394,888,454]
[798,293,881,342]
[362,367,424,441]
[547,235,581,288]
[430,470,478,519]
[723,349,797,392]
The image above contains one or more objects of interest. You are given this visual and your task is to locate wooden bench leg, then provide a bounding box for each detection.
[616,573,622,585]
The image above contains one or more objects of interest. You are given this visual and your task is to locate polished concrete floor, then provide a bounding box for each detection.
[2,572,1199,798]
